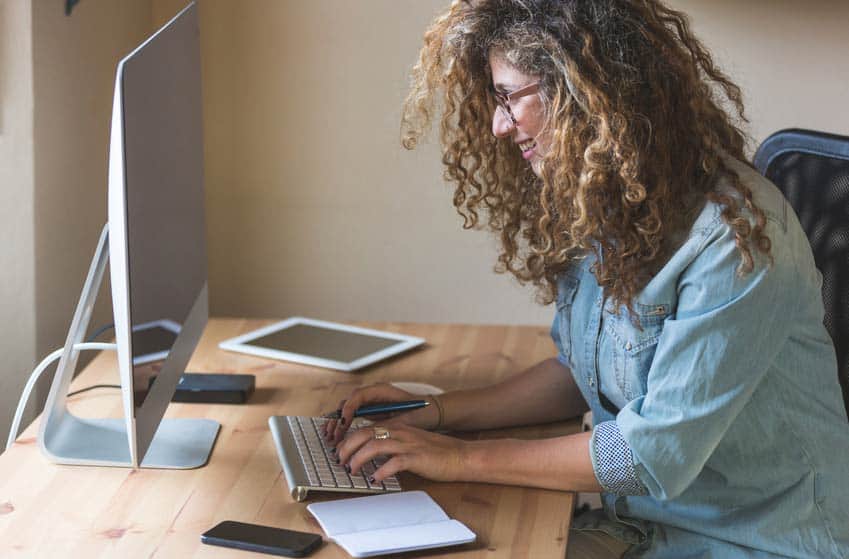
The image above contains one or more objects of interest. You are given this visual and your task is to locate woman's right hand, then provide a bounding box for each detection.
[322,383,439,444]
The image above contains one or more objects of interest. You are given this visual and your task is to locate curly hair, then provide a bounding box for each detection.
[401,0,772,314]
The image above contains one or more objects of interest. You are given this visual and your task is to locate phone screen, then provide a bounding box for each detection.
[201,521,322,557]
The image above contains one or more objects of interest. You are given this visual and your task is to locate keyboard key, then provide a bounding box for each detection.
[350,474,369,489]
[383,477,401,490]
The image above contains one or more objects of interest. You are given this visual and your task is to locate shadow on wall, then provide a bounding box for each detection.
[0,5,6,133]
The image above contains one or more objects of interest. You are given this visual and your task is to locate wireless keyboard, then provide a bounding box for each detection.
[268,415,402,502]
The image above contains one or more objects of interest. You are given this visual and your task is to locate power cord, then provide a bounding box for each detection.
[86,323,114,343]
[6,342,117,452]
[67,322,121,396]
[66,384,121,397]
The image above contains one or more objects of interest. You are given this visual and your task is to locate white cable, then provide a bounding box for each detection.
[6,342,117,452]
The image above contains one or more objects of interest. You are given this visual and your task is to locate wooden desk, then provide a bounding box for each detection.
[0,320,578,557]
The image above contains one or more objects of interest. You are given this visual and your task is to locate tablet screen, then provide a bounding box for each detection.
[132,325,178,358]
[246,323,402,363]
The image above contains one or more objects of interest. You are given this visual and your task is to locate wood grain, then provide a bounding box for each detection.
[0,320,578,558]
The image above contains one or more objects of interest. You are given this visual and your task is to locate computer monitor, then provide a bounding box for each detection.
[38,2,219,469]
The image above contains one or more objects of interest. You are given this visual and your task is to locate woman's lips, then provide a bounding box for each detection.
[519,139,537,160]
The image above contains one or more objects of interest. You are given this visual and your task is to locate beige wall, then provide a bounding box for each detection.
[0,0,152,449]
[152,0,849,331]
[669,0,849,143]
[0,0,37,448]
[32,0,152,358]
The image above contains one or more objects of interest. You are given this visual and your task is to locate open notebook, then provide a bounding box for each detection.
[306,491,475,557]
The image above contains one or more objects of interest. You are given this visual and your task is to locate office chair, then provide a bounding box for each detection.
[754,128,849,416]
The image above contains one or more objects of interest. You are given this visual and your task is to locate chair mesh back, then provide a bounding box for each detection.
[755,129,849,415]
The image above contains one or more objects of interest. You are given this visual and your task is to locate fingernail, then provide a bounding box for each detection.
[344,464,351,474]
[368,476,375,483]
[329,447,336,454]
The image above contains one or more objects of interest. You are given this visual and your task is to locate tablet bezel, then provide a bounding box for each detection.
[218,317,425,372]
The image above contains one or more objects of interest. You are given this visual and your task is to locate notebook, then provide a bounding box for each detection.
[306,491,476,558]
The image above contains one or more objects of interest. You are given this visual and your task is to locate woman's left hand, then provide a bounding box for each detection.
[335,422,471,484]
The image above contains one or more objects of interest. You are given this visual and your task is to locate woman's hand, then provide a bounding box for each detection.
[335,422,470,484]
[322,383,439,444]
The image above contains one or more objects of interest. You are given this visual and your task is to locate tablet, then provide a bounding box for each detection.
[131,319,181,365]
[218,317,426,372]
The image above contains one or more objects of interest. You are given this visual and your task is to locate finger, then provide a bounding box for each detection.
[337,423,408,466]
[322,418,337,439]
[333,384,412,443]
[347,439,405,477]
[330,399,350,442]
[332,384,390,442]
[335,427,375,465]
[371,454,407,484]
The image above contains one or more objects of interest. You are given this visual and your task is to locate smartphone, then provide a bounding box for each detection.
[201,520,322,557]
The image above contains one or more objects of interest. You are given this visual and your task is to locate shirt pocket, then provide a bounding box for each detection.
[554,273,581,367]
[604,302,671,401]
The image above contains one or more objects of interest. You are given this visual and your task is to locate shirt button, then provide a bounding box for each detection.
[625,342,632,350]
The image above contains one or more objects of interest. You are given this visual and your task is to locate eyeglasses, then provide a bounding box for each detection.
[491,82,540,126]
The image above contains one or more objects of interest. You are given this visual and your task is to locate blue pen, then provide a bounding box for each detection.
[322,400,429,419]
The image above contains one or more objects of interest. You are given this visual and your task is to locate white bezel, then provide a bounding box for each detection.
[107,59,138,466]
[219,317,425,372]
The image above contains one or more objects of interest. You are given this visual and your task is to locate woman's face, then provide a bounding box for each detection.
[489,55,549,177]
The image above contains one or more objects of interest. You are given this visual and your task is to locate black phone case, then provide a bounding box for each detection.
[201,535,321,557]
[201,522,322,558]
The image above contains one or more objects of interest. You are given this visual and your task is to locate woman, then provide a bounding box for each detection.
[324,1,849,557]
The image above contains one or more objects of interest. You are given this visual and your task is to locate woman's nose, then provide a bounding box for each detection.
[492,107,515,138]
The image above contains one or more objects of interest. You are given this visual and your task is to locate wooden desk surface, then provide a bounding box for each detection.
[0,320,577,558]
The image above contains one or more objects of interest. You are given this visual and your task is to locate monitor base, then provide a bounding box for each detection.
[41,414,220,469]
[38,224,219,469]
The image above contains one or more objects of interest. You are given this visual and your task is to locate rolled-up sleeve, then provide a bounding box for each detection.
[607,221,796,500]
[591,420,649,495]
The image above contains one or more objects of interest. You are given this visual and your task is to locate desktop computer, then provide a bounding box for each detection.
[36,2,220,469]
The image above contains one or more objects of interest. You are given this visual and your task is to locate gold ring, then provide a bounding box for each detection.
[372,426,390,440]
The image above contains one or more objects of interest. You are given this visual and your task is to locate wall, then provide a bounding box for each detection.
[669,0,849,143]
[0,0,153,450]
[0,0,36,449]
[31,0,153,378]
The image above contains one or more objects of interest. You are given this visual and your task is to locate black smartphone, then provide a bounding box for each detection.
[201,520,322,557]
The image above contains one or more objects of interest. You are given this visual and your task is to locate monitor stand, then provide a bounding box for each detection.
[37,224,219,469]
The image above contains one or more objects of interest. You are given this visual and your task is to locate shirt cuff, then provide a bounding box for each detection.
[590,420,649,496]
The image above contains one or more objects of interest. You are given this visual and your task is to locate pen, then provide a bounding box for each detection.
[322,399,430,420]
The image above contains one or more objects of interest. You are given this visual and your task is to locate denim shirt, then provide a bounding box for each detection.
[551,160,849,558]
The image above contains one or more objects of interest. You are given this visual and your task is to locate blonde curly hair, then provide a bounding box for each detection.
[401,0,772,313]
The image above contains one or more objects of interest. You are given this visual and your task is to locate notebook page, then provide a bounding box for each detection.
[307,491,449,536]
[334,519,475,558]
